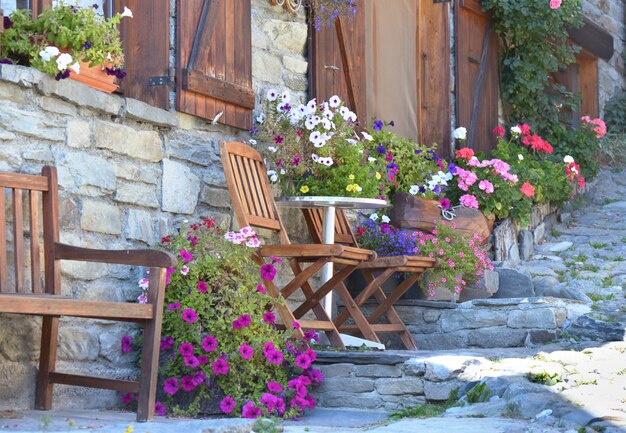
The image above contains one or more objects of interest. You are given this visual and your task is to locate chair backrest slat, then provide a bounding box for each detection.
[13,188,24,293]
[220,142,288,237]
[42,166,61,295]
[302,208,358,246]
[0,187,7,292]
[29,190,42,294]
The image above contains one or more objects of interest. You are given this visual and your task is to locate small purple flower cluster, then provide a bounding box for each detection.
[311,0,357,31]
[105,66,127,80]
[355,217,416,257]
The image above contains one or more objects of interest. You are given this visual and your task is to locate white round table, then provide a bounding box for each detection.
[276,196,389,315]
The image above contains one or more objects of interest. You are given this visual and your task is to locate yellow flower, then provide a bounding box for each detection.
[124,426,134,433]
[300,185,310,193]
[346,184,355,192]
[375,172,381,180]
[349,174,355,180]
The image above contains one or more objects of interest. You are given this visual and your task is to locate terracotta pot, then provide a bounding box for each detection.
[389,192,492,242]
[69,61,118,93]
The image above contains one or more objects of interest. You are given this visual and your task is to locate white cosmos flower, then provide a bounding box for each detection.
[518,154,524,161]
[361,132,373,141]
[452,127,467,140]
[56,53,73,71]
[511,125,522,135]
[267,146,277,153]
[381,215,391,223]
[280,90,290,101]
[563,155,574,164]
[249,139,257,145]
[121,6,133,17]
[69,62,80,74]
[256,113,265,124]
[369,213,379,221]
[267,89,278,101]
[409,185,420,195]
[367,157,376,163]
[329,95,341,108]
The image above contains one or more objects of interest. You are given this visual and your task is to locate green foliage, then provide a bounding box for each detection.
[527,370,563,386]
[546,122,601,179]
[388,390,459,420]
[1,3,127,77]
[604,93,626,133]
[465,382,491,404]
[597,133,626,166]
[483,0,582,131]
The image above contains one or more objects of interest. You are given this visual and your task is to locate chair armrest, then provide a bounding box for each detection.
[54,243,177,268]
[260,244,345,258]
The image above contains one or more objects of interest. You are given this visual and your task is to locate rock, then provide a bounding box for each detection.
[66,119,91,148]
[115,181,160,208]
[518,230,534,261]
[533,276,561,297]
[565,315,625,342]
[374,377,424,395]
[424,380,460,401]
[547,241,573,253]
[161,159,201,214]
[57,152,116,194]
[95,121,163,162]
[521,263,559,277]
[126,208,155,243]
[283,56,308,74]
[113,160,160,185]
[252,51,283,84]
[263,20,308,55]
[467,327,528,348]
[320,392,382,409]
[493,268,535,298]
[58,325,100,361]
[80,200,121,234]
[0,104,64,141]
[317,377,374,393]
[353,364,402,378]
[318,363,352,378]
[440,309,508,332]
[534,222,546,243]
[423,356,481,382]
[125,98,178,127]
[200,186,232,209]
[507,309,557,329]
[558,285,592,303]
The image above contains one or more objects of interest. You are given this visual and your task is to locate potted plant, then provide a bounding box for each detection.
[0,2,131,93]
[254,89,389,199]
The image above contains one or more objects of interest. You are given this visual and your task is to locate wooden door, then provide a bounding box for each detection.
[417,0,451,154]
[309,8,366,121]
[455,0,499,155]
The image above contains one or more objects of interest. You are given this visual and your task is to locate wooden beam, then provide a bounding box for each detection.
[187,0,222,71]
[568,18,614,61]
[183,69,256,109]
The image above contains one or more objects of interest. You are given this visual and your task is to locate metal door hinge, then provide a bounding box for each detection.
[148,68,175,87]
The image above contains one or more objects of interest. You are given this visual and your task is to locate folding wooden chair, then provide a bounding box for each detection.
[219,141,379,348]
[302,208,438,349]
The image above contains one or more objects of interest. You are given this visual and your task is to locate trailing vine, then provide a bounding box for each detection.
[483,0,583,132]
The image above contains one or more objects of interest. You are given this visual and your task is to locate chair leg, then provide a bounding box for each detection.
[35,316,59,410]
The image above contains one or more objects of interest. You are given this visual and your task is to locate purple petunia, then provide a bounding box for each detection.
[160,336,174,351]
[295,353,312,370]
[376,145,387,155]
[182,308,198,324]
[163,377,179,396]
[265,349,284,365]
[167,302,181,311]
[196,280,208,293]
[220,396,236,414]
[263,311,276,324]
[184,355,200,369]
[179,342,194,357]
[179,249,193,262]
[83,41,93,49]
[121,335,133,353]
[154,402,166,416]
[180,375,196,392]
[239,343,254,360]
[202,335,218,352]
[260,264,277,281]
[241,401,262,419]
[372,120,384,131]
[3,17,13,29]
[213,358,229,375]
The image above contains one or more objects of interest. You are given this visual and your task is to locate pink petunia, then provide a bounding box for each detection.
[257,284,267,295]
[267,381,283,393]
[192,370,206,387]
[121,336,133,353]
[220,396,236,414]
[213,358,229,375]
[295,353,312,370]
[232,319,243,329]
[265,349,284,365]
[179,342,194,357]
[196,280,208,293]
[197,355,209,365]
[181,375,196,392]
[292,320,301,329]
[163,377,179,396]
[201,335,218,352]
[154,402,166,416]
[239,314,251,327]
[308,369,324,384]
[239,343,254,360]
[179,249,193,262]
[241,401,262,419]
[184,355,200,369]
[263,311,276,324]
[260,264,277,281]
[182,308,198,324]
[167,302,181,311]
[121,392,133,405]
[160,336,174,351]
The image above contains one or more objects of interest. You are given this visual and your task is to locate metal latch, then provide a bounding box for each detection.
[148,76,172,86]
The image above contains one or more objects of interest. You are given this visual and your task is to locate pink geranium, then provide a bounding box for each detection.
[549,0,561,9]
[459,194,479,209]
[478,179,494,194]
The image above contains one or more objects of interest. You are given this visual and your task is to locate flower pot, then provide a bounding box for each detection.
[389,192,491,243]
[69,61,118,93]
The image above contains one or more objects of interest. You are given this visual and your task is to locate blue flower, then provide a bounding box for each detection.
[376,145,387,155]
[83,41,92,49]
[448,163,457,175]
[386,163,398,173]
[373,120,384,131]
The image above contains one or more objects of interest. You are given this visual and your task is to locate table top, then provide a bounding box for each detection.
[276,196,389,209]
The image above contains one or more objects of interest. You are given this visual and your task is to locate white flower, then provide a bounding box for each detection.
[346,139,357,145]
[181,266,189,276]
[409,185,420,195]
[511,125,522,135]
[313,139,326,148]
[367,157,377,163]
[280,90,290,102]
[311,153,320,162]
[267,169,278,182]
[121,6,133,17]
[266,89,278,101]
[321,102,330,112]
[361,132,373,141]
[452,127,467,140]
[309,131,321,143]
[518,154,524,161]
[249,139,257,145]
[563,155,574,164]
[571,166,578,175]
[323,110,334,120]
[369,213,379,221]
[339,106,350,117]
[280,169,286,175]
[256,113,265,124]
[356,186,362,192]
[267,146,277,153]
[39,46,60,62]
[348,112,357,123]
[329,95,341,108]
[56,53,73,71]
[69,62,80,74]
[318,157,333,166]
[306,98,317,112]
[321,118,332,130]
[305,117,317,130]
[381,215,391,223]
[138,278,150,290]
[277,102,290,112]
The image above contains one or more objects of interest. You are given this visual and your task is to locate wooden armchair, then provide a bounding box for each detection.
[303,208,437,349]
[219,141,380,348]
[0,167,176,422]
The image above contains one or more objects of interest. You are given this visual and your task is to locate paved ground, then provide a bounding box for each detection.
[2,167,626,432]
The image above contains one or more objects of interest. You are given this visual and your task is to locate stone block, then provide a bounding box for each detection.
[375,377,424,395]
[22,148,54,162]
[547,241,573,253]
[0,105,64,141]
[317,377,374,393]
[507,308,556,329]
[57,152,116,194]
[58,195,80,227]
[440,308,508,332]
[534,222,546,244]
[403,359,427,376]
[41,96,77,115]
[0,64,46,87]
[37,73,122,115]
[58,325,100,361]
[162,159,201,214]
[204,165,228,187]
[424,380,460,401]
[533,276,561,297]
[0,81,28,104]
[528,329,558,344]
[424,355,482,382]
[0,129,16,141]
[125,97,178,127]
[283,72,308,92]
[493,268,534,298]
[283,55,308,74]
[422,309,441,323]
[126,208,155,243]
[252,51,283,84]
[200,186,232,209]
[318,363,353,378]
[80,200,121,234]
[518,229,534,261]
[263,20,308,55]
[66,120,91,148]
[467,327,528,348]
[565,315,626,342]
[353,364,402,378]
[98,324,139,364]
[412,332,469,350]
[0,315,41,361]
[61,260,108,281]
[115,182,160,208]
[113,160,161,185]
[95,121,163,162]
[318,392,382,409]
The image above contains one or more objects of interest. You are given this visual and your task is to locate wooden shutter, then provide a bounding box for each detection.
[417,0,451,154]
[31,0,51,17]
[112,0,170,109]
[455,0,499,155]
[309,9,366,121]
[176,0,253,130]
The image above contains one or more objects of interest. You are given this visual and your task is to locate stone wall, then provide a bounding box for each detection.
[0,0,308,410]
[582,0,626,112]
